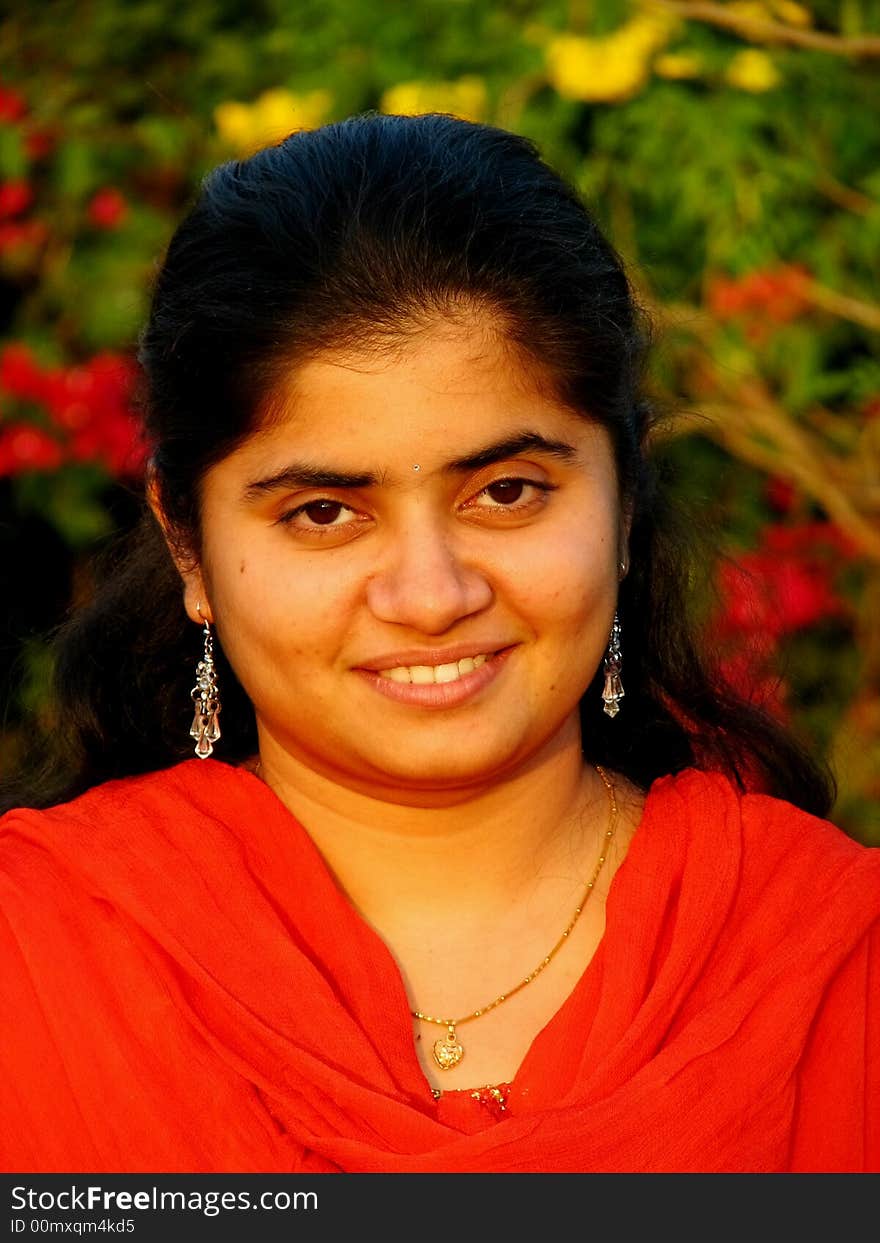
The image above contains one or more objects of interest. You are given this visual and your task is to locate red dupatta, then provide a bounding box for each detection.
[2,759,878,1172]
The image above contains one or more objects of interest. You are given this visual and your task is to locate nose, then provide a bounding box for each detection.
[365,516,493,634]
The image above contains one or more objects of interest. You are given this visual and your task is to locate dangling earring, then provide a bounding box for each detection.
[190,603,221,758]
[602,611,624,719]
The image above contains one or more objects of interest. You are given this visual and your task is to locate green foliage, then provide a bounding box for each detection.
[13,465,117,546]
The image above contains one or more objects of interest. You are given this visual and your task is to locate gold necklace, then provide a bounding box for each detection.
[411,765,618,1071]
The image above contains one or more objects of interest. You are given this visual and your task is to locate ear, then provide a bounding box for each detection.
[146,469,214,626]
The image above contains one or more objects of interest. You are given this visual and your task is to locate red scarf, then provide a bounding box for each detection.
[2,760,878,1172]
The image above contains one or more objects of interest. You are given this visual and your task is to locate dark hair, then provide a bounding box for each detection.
[1,111,834,816]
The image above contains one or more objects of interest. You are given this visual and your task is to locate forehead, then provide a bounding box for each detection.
[216,316,612,484]
[281,317,555,417]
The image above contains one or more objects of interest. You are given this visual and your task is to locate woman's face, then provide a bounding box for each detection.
[180,316,628,799]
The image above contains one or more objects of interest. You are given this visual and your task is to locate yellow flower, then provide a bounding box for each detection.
[623,11,680,53]
[213,102,253,153]
[545,13,676,104]
[547,37,641,103]
[725,48,782,92]
[380,76,488,123]
[214,87,332,156]
[654,51,703,79]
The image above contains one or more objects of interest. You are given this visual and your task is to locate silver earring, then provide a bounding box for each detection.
[602,611,624,719]
[190,604,221,758]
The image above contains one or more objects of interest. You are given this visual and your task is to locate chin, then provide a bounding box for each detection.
[355,741,528,792]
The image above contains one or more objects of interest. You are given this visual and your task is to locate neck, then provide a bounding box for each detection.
[252,719,611,930]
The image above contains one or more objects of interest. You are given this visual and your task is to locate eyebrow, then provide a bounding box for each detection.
[447,431,579,474]
[242,431,579,501]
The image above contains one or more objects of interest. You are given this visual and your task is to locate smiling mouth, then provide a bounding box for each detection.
[377,653,492,685]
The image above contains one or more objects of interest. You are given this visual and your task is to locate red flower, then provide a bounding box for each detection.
[714,522,850,646]
[70,407,148,476]
[47,352,145,478]
[762,521,857,561]
[0,180,33,219]
[764,475,797,515]
[0,343,51,403]
[712,521,851,657]
[708,264,812,327]
[87,188,128,230]
[716,555,840,642]
[24,128,55,160]
[0,218,48,253]
[707,520,853,720]
[717,648,790,719]
[0,423,64,475]
[0,86,26,124]
[0,344,146,479]
[707,275,748,318]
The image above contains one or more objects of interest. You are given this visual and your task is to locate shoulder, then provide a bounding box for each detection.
[646,766,877,866]
[0,759,265,918]
[637,767,880,946]
[0,758,253,844]
[0,758,272,999]
[623,770,880,1088]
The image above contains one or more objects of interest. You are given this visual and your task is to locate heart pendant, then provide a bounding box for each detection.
[433,1032,464,1070]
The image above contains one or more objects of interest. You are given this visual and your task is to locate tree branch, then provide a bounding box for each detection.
[646,0,880,56]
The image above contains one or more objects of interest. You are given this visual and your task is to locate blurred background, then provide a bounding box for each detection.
[0,0,878,840]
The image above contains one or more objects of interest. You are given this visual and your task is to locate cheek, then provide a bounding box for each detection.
[506,523,615,621]
[207,546,363,668]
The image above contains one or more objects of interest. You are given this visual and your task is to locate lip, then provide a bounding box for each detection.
[354,646,515,709]
[355,642,513,672]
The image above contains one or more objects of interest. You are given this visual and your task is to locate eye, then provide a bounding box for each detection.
[467,476,556,512]
[485,479,527,505]
[277,498,361,533]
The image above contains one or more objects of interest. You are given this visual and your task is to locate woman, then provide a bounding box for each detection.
[1,112,878,1174]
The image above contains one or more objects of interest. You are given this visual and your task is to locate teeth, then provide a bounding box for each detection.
[378,653,493,684]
